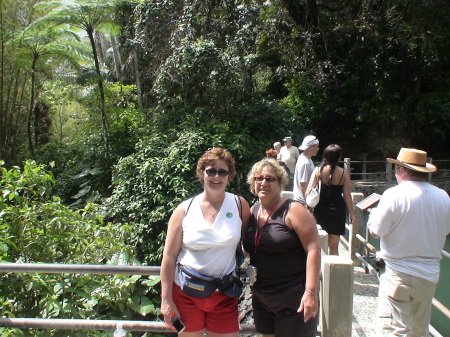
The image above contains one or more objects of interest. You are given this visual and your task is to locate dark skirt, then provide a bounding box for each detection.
[313,183,346,235]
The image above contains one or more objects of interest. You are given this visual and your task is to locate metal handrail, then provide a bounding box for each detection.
[0,263,160,275]
[0,263,257,335]
[0,318,258,334]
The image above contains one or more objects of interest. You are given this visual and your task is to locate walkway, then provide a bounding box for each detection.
[351,266,378,337]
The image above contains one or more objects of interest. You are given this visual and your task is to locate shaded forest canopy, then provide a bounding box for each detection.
[0,0,448,266]
[1,0,448,168]
[0,0,448,249]
[1,0,448,249]
[117,0,450,158]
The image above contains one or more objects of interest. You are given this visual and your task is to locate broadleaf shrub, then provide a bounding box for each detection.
[0,161,161,336]
[106,122,262,265]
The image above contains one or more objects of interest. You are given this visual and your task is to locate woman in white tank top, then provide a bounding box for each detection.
[160,148,250,336]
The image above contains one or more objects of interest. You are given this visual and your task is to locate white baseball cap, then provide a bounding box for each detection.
[299,135,319,150]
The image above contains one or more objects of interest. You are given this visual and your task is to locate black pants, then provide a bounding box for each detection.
[252,283,318,337]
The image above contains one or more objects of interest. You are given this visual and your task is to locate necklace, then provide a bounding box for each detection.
[200,200,222,219]
[201,206,220,218]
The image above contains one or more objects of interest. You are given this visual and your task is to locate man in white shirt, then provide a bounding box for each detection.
[273,142,282,160]
[293,135,319,205]
[280,137,299,190]
[368,148,450,337]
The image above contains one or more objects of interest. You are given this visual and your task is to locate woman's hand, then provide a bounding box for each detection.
[160,299,180,328]
[298,289,319,322]
[349,213,355,224]
[286,202,321,322]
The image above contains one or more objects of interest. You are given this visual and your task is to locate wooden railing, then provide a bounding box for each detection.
[342,158,450,183]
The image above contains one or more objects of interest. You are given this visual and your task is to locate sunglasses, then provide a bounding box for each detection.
[205,168,229,177]
[255,176,277,183]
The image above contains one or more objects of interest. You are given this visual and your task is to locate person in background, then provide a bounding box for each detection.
[293,135,320,205]
[367,148,450,337]
[160,147,251,337]
[280,137,299,191]
[243,158,321,337]
[266,148,290,178]
[273,142,282,160]
[306,144,355,255]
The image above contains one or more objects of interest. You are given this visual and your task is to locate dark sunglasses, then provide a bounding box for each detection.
[255,176,277,183]
[205,168,229,177]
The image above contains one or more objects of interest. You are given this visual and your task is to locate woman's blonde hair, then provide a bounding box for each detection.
[247,158,289,195]
[196,147,236,183]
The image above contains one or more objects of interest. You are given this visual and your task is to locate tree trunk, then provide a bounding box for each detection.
[27,55,38,158]
[110,35,122,82]
[87,27,111,180]
[94,30,106,66]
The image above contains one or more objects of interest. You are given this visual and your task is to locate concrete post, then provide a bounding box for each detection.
[280,191,294,199]
[320,255,353,337]
[344,158,351,175]
[427,157,432,182]
[349,192,365,266]
[318,229,328,255]
[362,154,367,180]
[386,162,393,183]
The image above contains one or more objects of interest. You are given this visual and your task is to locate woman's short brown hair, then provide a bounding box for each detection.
[247,158,289,195]
[196,147,237,183]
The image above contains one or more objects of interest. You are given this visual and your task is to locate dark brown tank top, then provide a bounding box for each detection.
[243,200,307,291]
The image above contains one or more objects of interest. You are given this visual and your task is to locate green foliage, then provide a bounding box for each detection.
[102,83,147,159]
[1,0,449,334]
[35,141,108,206]
[35,82,145,206]
[107,121,263,265]
[40,80,88,143]
[0,161,161,336]
[272,0,450,157]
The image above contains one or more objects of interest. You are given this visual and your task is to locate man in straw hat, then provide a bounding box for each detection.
[368,148,450,337]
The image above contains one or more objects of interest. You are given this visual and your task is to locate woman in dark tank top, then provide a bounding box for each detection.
[243,158,321,337]
[307,144,355,255]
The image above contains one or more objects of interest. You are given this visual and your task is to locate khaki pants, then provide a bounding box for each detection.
[376,266,436,337]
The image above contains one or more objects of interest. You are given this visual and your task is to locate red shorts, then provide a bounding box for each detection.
[172,282,239,333]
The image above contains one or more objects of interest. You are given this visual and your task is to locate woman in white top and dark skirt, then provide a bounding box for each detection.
[160,147,250,336]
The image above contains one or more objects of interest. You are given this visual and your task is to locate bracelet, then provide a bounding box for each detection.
[305,289,317,299]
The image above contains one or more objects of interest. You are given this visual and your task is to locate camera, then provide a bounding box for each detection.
[246,265,257,286]
[171,315,185,332]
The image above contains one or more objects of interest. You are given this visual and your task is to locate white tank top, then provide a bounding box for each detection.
[174,192,242,284]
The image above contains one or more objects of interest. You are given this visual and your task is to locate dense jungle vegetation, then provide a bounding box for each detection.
[0,0,449,335]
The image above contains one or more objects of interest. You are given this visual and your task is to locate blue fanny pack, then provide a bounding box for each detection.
[178,264,242,298]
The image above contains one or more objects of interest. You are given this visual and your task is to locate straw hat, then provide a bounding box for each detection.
[387,148,436,173]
